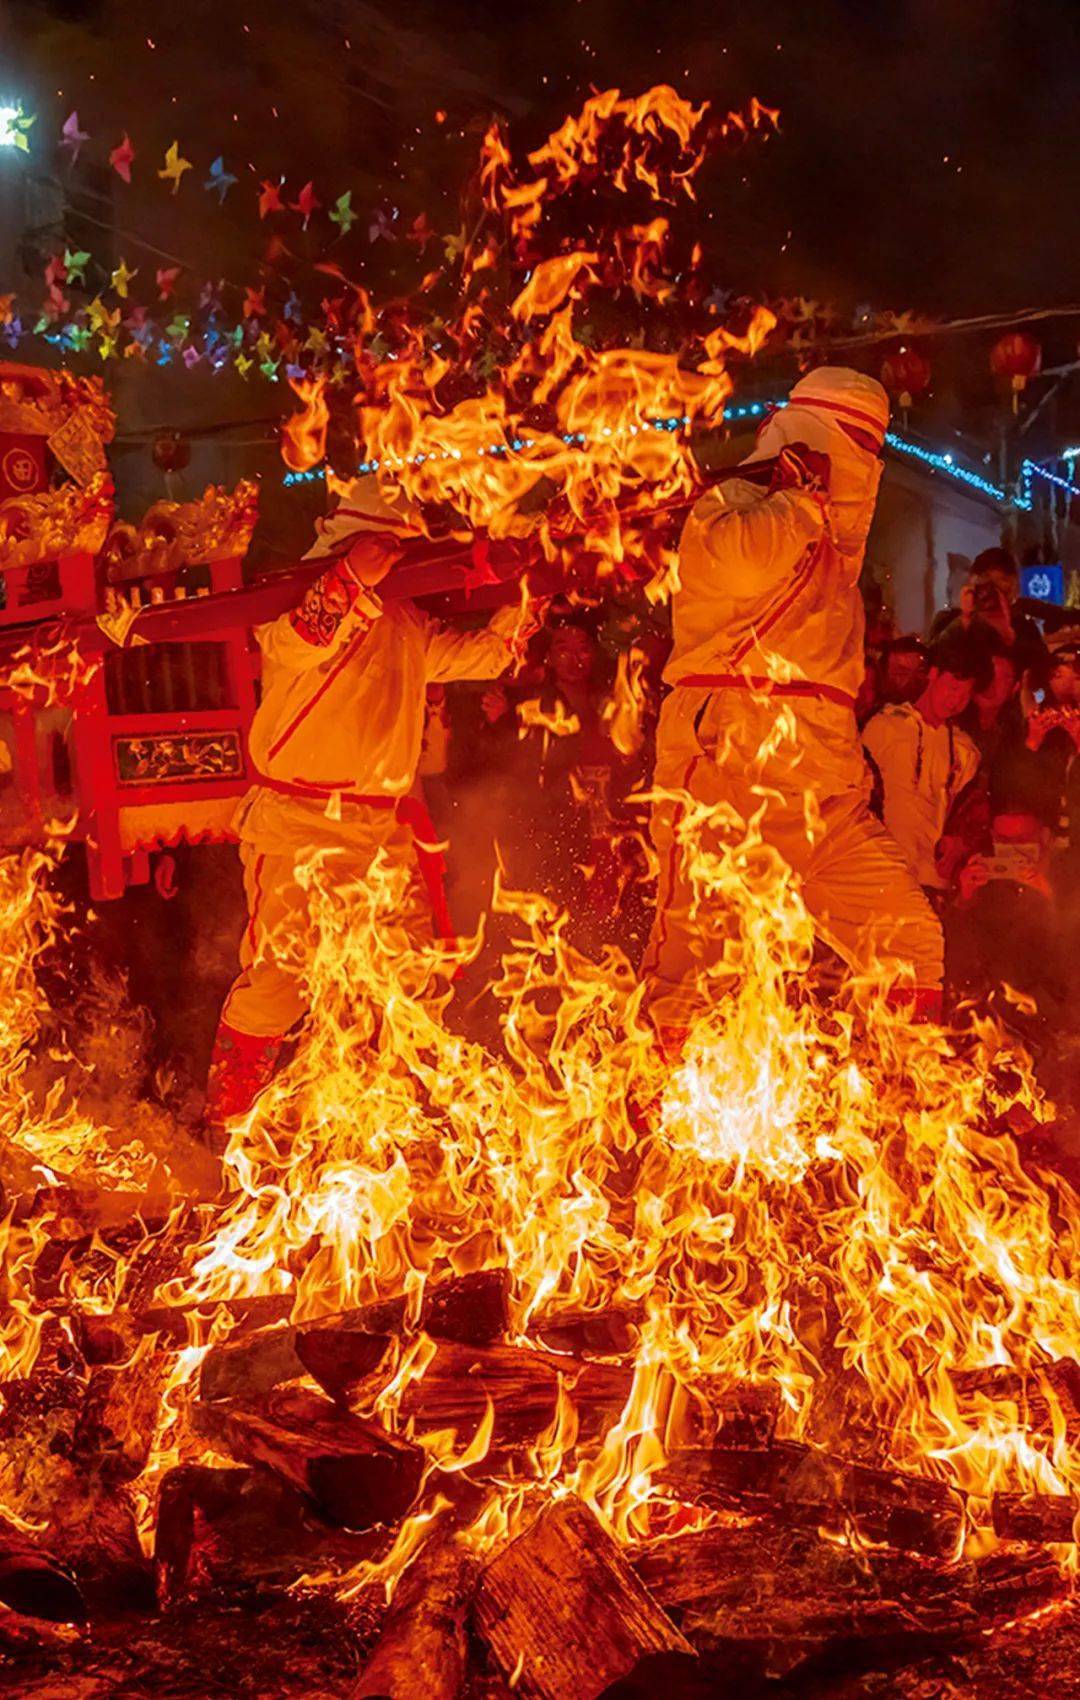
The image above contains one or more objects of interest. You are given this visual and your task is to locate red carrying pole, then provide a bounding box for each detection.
[0,451,791,661]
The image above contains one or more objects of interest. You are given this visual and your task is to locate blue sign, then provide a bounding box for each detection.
[1021,563,1065,604]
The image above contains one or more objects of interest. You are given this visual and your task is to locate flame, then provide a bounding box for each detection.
[0,637,101,705]
[138,749,1077,1564]
[282,375,330,472]
[601,644,649,757]
[319,86,781,599]
[0,86,1075,1615]
[0,737,1077,1578]
[525,87,708,199]
[516,697,582,739]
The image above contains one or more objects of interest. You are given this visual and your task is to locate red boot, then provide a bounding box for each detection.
[204,1022,284,1150]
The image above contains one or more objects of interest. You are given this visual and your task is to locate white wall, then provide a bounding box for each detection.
[866,455,1004,636]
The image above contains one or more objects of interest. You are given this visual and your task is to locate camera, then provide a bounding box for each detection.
[973,580,1004,613]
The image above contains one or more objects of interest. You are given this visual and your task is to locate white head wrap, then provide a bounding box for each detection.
[753,367,890,561]
[303,473,417,561]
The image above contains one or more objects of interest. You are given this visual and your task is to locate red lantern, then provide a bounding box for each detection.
[880,346,931,411]
[990,332,1042,403]
[151,430,190,474]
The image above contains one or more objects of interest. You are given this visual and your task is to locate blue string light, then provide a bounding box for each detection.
[282,397,1030,511]
[280,409,785,489]
[1023,458,1077,497]
[884,431,1011,504]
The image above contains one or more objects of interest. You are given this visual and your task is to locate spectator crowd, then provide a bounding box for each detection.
[423,546,1080,1073]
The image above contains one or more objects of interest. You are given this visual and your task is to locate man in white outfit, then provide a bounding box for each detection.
[205,478,540,1135]
[643,368,944,1048]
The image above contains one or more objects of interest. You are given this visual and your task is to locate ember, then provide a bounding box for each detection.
[0,51,1077,1700]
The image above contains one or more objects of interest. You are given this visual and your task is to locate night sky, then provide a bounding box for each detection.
[8,0,1079,316]
[461,0,1080,317]
[4,0,1079,477]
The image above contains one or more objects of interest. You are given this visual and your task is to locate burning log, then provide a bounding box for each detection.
[76,1293,294,1364]
[0,1349,151,1609]
[949,1360,1080,1437]
[473,1497,693,1700]
[532,1306,640,1359]
[293,1327,397,1404]
[298,1268,511,1395]
[631,1520,1067,1669]
[398,1341,561,1445]
[194,1386,424,1530]
[359,1269,511,1345]
[38,1478,151,1612]
[992,1491,1079,1543]
[154,1464,380,1605]
[660,1441,964,1555]
[31,1202,190,1309]
[72,1353,173,1482]
[669,1379,781,1451]
[395,1342,633,1449]
[199,1269,510,1404]
[198,1323,344,1405]
[0,1517,84,1624]
[353,1534,479,1699]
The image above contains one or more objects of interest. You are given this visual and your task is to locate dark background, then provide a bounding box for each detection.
[6,0,1078,312]
[2,0,1078,518]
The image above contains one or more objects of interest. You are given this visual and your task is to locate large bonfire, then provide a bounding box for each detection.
[0,83,1077,1697]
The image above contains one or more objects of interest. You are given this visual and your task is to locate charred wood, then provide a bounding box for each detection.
[659,1441,964,1556]
[0,1603,82,1656]
[473,1496,693,1700]
[992,1490,1079,1543]
[193,1386,424,1530]
[631,1520,1067,1669]
[353,1533,478,1699]
[0,1516,85,1624]
[154,1463,381,1606]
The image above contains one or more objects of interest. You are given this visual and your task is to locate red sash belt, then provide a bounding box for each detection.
[674,673,856,712]
[253,770,397,808]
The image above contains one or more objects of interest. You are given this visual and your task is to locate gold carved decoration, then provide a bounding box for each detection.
[102,480,259,582]
[0,472,115,569]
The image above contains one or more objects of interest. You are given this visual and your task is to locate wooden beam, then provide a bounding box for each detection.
[353,1534,478,1699]
[194,1387,424,1531]
[474,1497,692,1700]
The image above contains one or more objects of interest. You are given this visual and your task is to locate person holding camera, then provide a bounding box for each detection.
[931,547,1045,673]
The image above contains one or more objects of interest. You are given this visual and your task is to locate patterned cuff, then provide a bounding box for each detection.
[290,560,382,647]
